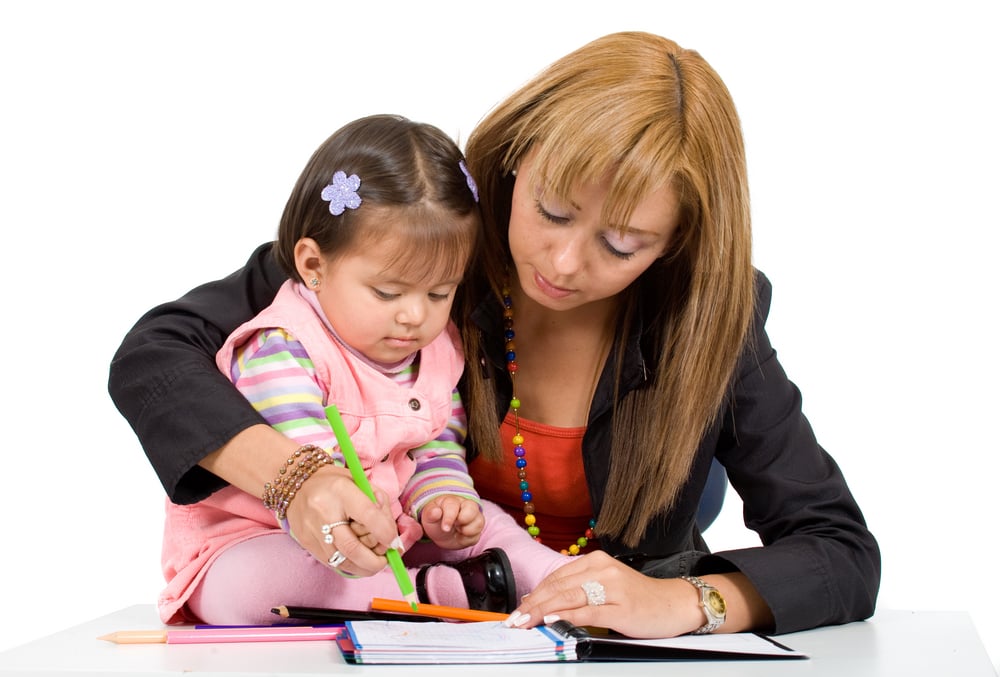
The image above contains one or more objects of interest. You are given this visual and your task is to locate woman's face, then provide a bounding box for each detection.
[508,150,681,312]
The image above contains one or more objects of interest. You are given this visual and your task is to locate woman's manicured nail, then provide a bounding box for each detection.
[543,614,561,624]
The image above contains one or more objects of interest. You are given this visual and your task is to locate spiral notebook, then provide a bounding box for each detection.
[337,620,807,664]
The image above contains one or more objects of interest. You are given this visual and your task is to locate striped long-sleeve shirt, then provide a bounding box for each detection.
[230,327,480,521]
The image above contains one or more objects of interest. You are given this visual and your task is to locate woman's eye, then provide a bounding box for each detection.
[601,236,637,260]
[601,233,639,260]
[535,201,569,224]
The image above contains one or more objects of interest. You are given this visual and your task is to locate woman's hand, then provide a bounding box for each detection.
[286,465,401,576]
[197,425,409,577]
[504,551,706,637]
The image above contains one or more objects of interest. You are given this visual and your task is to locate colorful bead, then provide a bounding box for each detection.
[502,282,595,556]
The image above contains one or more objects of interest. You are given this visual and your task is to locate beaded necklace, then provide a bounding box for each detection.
[502,284,597,556]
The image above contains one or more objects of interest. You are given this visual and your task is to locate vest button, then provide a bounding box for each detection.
[408,398,421,411]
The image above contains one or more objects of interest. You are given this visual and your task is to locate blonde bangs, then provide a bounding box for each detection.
[502,48,690,233]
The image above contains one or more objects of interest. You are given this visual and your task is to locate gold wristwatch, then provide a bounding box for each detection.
[681,575,726,634]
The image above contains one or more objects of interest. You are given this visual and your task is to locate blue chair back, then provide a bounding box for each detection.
[696,459,727,532]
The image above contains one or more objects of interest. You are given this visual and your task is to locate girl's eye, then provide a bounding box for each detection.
[535,201,569,224]
[428,291,451,301]
[373,288,398,300]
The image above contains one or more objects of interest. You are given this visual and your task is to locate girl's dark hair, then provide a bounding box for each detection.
[275,114,480,284]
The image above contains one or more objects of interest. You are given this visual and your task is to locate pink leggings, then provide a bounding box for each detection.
[187,501,569,624]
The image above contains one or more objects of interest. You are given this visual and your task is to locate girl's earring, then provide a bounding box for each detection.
[310,277,320,288]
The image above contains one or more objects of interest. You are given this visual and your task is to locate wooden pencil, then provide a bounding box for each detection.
[271,605,435,623]
[370,597,509,622]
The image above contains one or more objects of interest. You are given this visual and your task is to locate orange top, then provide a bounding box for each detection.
[469,413,598,553]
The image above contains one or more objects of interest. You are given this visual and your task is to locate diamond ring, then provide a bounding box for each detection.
[581,580,606,606]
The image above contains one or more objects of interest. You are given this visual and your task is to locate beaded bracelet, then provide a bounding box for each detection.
[262,444,334,521]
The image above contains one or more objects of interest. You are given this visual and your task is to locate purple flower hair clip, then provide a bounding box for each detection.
[459,160,479,203]
[321,171,362,216]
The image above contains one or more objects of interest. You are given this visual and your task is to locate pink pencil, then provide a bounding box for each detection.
[98,626,343,644]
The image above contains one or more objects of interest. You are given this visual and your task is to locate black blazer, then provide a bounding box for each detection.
[109,243,879,635]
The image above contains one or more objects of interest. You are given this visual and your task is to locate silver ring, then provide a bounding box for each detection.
[328,550,347,568]
[321,520,351,544]
[581,580,606,606]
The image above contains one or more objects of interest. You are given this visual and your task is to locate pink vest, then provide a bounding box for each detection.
[157,280,464,623]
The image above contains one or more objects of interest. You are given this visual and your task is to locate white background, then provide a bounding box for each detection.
[2,0,997,670]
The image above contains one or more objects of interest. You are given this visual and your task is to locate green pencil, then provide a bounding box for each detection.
[325,404,419,610]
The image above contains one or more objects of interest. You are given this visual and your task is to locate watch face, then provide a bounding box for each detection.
[707,590,727,616]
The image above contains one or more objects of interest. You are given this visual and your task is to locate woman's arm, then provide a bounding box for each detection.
[507,550,772,637]
[703,272,881,634]
[107,243,286,504]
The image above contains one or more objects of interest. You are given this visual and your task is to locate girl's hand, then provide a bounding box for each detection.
[286,465,401,576]
[504,551,706,637]
[420,495,484,549]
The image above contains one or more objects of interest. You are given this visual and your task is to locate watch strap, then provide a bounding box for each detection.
[680,575,726,634]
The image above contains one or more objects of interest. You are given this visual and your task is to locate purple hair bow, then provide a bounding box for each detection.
[459,160,479,203]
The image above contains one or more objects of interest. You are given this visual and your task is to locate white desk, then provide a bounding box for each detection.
[0,605,995,676]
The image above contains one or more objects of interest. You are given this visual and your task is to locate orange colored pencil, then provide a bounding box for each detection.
[370,597,508,622]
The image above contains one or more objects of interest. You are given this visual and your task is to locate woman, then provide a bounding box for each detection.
[109,31,879,637]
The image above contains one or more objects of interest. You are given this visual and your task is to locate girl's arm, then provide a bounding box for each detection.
[400,389,481,520]
[205,327,398,574]
[107,242,286,504]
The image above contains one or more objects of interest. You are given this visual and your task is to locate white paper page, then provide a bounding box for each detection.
[596,632,805,657]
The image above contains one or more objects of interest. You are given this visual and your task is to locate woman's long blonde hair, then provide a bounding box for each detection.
[461,32,755,547]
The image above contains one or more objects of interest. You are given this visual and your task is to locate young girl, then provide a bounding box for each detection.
[158,115,569,625]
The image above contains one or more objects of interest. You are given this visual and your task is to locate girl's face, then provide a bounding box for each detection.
[307,234,466,365]
[508,150,681,312]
